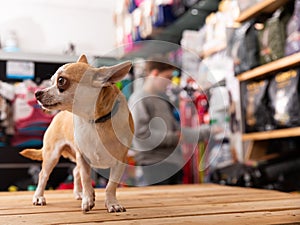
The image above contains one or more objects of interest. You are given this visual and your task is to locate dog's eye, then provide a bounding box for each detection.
[57,77,68,92]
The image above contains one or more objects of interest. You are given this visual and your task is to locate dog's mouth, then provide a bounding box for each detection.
[40,102,61,109]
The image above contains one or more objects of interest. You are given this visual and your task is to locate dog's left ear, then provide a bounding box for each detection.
[93,61,132,87]
[77,54,88,64]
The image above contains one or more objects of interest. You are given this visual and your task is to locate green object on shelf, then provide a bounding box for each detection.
[27,185,37,191]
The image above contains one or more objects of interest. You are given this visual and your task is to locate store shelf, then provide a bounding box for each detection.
[242,127,300,141]
[237,52,300,82]
[121,0,220,59]
[0,51,80,63]
[235,0,290,23]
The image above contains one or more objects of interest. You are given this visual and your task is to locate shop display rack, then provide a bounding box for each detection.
[242,127,300,141]
[237,52,300,82]
[235,0,300,163]
[0,52,78,191]
[236,0,290,23]
[238,53,300,142]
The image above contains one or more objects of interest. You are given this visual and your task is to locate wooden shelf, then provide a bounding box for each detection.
[236,0,290,23]
[242,127,300,141]
[237,52,300,81]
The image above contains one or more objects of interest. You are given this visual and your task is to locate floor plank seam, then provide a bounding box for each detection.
[49,208,300,225]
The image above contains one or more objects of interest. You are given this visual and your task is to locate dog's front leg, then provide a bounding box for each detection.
[105,160,126,213]
[72,165,82,200]
[76,152,95,213]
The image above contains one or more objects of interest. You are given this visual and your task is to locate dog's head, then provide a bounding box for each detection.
[35,54,132,113]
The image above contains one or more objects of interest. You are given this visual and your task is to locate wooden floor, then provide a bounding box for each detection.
[0,184,299,225]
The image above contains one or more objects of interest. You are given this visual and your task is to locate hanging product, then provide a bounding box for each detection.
[285,0,300,56]
[243,79,274,133]
[152,2,177,27]
[268,69,300,128]
[226,20,259,75]
[258,7,292,64]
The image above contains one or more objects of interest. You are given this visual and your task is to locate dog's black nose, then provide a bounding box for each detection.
[35,90,43,100]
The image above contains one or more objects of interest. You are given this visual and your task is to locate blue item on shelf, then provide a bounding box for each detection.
[128,0,138,13]
[153,4,177,27]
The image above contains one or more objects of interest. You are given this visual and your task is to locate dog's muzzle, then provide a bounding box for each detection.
[35,90,43,102]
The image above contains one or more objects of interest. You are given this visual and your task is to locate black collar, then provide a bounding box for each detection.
[94,99,120,123]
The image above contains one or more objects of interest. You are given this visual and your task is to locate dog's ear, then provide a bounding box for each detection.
[77,54,88,64]
[93,61,132,87]
[104,61,132,83]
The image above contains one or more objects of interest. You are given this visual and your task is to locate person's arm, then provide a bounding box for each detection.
[129,96,179,151]
[181,125,211,143]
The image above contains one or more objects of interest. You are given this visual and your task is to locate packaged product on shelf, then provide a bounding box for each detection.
[257,7,292,64]
[138,1,153,39]
[207,138,233,172]
[209,87,231,140]
[268,69,300,128]
[180,29,203,86]
[12,80,56,147]
[198,51,231,89]
[285,0,300,56]
[202,12,227,54]
[0,96,9,146]
[243,79,274,132]
[202,1,239,56]
[152,1,177,27]
[226,20,259,75]
[0,82,15,146]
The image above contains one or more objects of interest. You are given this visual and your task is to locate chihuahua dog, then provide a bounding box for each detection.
[22,55,134,213]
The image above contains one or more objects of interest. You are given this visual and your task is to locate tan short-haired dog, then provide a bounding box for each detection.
[21,55,134,213]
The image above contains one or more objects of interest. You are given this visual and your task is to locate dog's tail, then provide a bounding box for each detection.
[20,149,43,161]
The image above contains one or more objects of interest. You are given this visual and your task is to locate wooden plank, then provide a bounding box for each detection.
[237,52,300,82]
[0,185,288,204]
[0,198,299,224]
[0,185,298,224]
[80,209,300,225]
[235,0,290,23]
[242,127,300,141]
[0,191,292,215]
[244,140,268,161]
[0,185,288,205]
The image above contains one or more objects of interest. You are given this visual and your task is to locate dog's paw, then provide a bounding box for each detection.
[32,196,46,206]
[81,196,95,213]
[74,191,82,200]
[106,201,126,213]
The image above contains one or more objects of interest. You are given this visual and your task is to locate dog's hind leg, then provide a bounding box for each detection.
[73,165,82,200]
[33,146,62,206]
[105,159,127,213]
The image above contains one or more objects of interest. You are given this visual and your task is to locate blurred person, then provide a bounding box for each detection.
[128,56,211,186]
